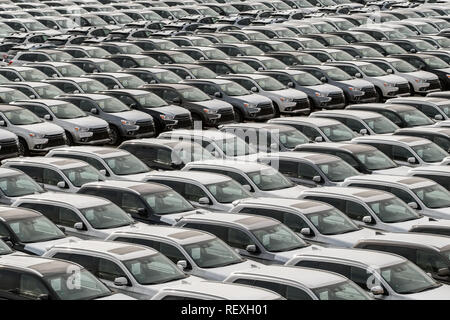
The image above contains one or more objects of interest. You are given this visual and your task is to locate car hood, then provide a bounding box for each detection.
[274,244,323,262]
[190,99,233,111]
[338,79,374,88]
[23,122,64,135]
[387,216,432,232]
[115,110,153,122]
[271,88,308,99]
[327,228,377,247]
[148,105,190,116]
[436,67,450,74]
[234,152,268,161]
[142,274,205,291]
[23,236,81,256]
[264,185,308,198]
[404,71,438,81]
[307,84,342,94]
[159,209,206,225]
[231,93,271,104]
[440,156,450,165]
[115,171,152,181]
[373,166,410,176]
[428,207,450,219]
[98,222,148,236]
[374,74,408,84]
[0,128,17,140]
[405,284,450,300]
[61,116,108,128]
[202,259,264,281]
[96,293,137,300]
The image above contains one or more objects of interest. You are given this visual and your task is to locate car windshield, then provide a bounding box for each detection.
[324,68,353,81]
[314,280,371,300]
[390,60,418,72]
[117,76,145,89]
[308,208,359,235]
[228,62,256,74]
[298,54,323,65]
[293,73,322,86]
[0,173,44,197]
[206,179,251,203]
[252,223,307,252]
[3,108,42,125]
[381,261,440,294]
[0,239,12,255]
[136,93,168,108]
[135,57,158,68]
[319,159,359,182]
[359,47,384,57]
[424,56,449,69]
[360,64,387,76]
[178,87,211,102]
[215,137,256,156]
[241,46,265,56]
[329,51,355,61]
[113,14,133,24]
[96,98,130,113]
[123,253,187,285]
[153,71,183,84]
[18,69,47,81]
[413,143,448,163]
[382,44,407,55]
[55,18,78,29]
[355,149,397,170]
[385,30,406,40]
[0,89,29,103]
[104,154,150,175]
[398,110,433,126]
[34,84,64,99]
[301,39,324,49]
[175,143,216,163]
[413,183,450,209]
[143,190,194,215]
[364,117,398,134]
[23,21,47,31]
[57,64,86,77]
[255,77,286,91]
[168,53,194,64]
[48,52,72,62]
[321,124,358,142]
[45,268,112,300]
[416,24,438,35]
[204,49,228,60]
[277,130,310,148]
[219,82,250,96]
[437,104,450,117]
[7,216,65,243]
[49,103,86,119]
[183,238,244,268]
[191,66,217,79]
[368,196,421,223]
[97,61,121,73]
[436,38,450,49]
[80,203,133,229]
[74,80,105,93]
[62,165,104,187]
[247,167,294,191]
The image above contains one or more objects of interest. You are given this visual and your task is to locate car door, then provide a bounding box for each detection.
[391,145,418,166]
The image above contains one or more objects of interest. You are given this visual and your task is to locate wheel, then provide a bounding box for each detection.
[191,113,204,129]
[375,88,383,103]
[234,109,244,123]
[108,125,121,146]
[408,83,415,96]
[65,131,74,146]
[18,138,29,156]
[273,102,280,118]
[308,98,316,112]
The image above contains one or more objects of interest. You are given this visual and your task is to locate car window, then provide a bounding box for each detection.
[183,183,208,202]
[227,227,254,249]
[392,146,415,162]
[298,163,321,180]
[8,165,44,183]
[43,168,65,186]
[345,200,371,221]
[19,203,81,227]
[416,249,448,273]
[159,242,189,267]
[97,258,127,282]
[121,192,146,216]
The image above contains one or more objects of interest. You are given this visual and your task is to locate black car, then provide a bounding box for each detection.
[141,83,235,127]
[100,88,192,133]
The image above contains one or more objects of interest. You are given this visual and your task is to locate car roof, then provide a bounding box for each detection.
[0,255,79,277]
[0,104,24,112]
[231,265,346,289]
[147,170,231,184]
[409,165,450,175]
[344,174,436,188]
[186,159,271,173]
[221,123,296,132]
[292,247,405,268]
[0,206,41,221]
[302,186,397,202]
[48,146,130,158]
[260,151,341,164]
[159,129,238,140]
[359,233,450,251]
[180,212,279,230]
[120,138,199,149]
[50,240,158,261]
[349,103,416,112]
[388,97,449,105]
[82,180,170,194]
[17,193,110,209]
[3,157,89,169]
[269,116,342,127]
[312,110,384,119]
[397,127,450,136]
[353,134,431,146]
[14,99,71,106]
[235,197,334,214]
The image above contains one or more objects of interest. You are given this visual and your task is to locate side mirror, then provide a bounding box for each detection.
[90,108,98,114]
[355,73,362,78]
[214,91,222,98]
[362,215,373,224]
[246,244,257,253]
[257,67,264,71]
[300,227,311,236]
[359,128,368,135]
[312,175,322,183]
[73,90,80,94]
[113,277,129,287]
[242,184,252,192]
[20,28,26,32]
[53,26,59,30]
[93,69,99,73]
[270,143,279,150]
[408,202,418,210]
[44,114,52,120]
[198,197,210,205]
[74,222,86,231]
[407,157,416,164]
[29,94,36,99]
[251,86,258,93]
[315,136,323,142]
[14,78,20,82]
[354,55,361,59]
[37,294,49,300]
[370,285,384,296]
[381,38,387,41]
[57,181,66,189]
[320,77,327,83]
[386,69,393,74]
[435,114,443,121]
[52,74,58,78]
[113,84,120,89]
[177,260,187,270]
[287,81,294,88]
[437,267,450,277]
[185,75,192,80]
[129,103,137,109]
[172,97,181,104]
[410,48,417,53]
[0,120,6,127]
[137,208,147,216]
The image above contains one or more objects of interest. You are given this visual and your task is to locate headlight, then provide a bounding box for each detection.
[243,103,257,108]
[121,119,136,125]
[203,108,217,114]
[29,132,45,139]
[160,114,174,121]
[314,92,325,97]
[414,79,425,84]
[383,82,395,87]
[447,74,450,78]
[74,127,89,132]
